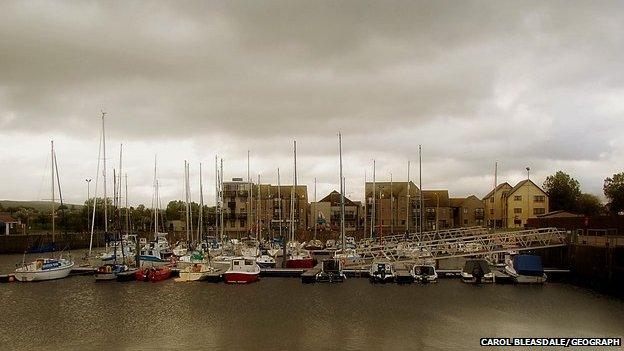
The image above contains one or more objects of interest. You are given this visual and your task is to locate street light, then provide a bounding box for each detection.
[526,167,530,180]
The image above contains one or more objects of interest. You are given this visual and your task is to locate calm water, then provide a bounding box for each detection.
[0,251,623,351]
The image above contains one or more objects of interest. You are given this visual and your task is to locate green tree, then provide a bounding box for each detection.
[604,172,624,214]
[576,193,603,216]
[543,171,581,212]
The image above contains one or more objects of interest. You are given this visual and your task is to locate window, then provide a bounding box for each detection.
[514,195,522,201]
[463,219,468,225]
[463,208,468,214]
[514,208,522,214]
[490,209,494,215]
[534,195,545,203]
[490,198,494,203]
[533,208,546,215]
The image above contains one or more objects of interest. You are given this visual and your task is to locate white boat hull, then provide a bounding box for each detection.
[14,264,74,282]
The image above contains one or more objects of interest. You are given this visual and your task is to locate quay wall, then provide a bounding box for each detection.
[0,232,108,254]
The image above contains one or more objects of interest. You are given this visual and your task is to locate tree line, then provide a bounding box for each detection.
[543,171,624,215]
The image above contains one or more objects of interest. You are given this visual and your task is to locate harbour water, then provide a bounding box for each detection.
[1,252,623,350]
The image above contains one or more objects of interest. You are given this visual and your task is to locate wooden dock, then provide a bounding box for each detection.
[260,268,304,278]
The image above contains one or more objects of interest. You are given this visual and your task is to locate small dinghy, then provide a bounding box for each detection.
[135,266,172,282]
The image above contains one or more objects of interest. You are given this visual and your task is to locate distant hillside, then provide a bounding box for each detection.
[0,200,83,211]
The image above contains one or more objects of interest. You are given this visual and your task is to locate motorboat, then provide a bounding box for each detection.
[461,259,494,283]
[14,257,74,282]
[285,249,315,269]
[223,257,260,284]
[504,254,547,284]
[135,266,172,282]
[95,264,130,281]
[255,254,276,269]
[172,241,189,257]
[177,251,208,268]
[325,239,337,250]
[138,233,173,266]
[369,261,395,283]
[316,259,345,283]
[175,263,216,282]
[411,264,438,283]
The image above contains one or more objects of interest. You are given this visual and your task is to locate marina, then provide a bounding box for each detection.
[0,250,622,351]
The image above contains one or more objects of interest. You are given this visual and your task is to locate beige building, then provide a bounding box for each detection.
[450,195,485,227]
[309,190,362,232]
[221,178,308,237]
[483,179,549,228]
[365,181,420,235]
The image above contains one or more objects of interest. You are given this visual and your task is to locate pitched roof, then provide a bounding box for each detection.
[318,190,357,207]
[0,213,18,223]
[505,179,546,198]
[449,198,465,207]
[482,182,511,200]
[365,181,419,198]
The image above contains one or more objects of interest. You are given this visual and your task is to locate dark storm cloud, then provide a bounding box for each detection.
[1,0,624,204]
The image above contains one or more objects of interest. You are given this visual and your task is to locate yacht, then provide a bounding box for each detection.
[94,263,130,281]
[138,233,173,266]
[14,257,74,282]
[175,263,216,282]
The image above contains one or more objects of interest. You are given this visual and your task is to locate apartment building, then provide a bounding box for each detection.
[450,195,485,227]
[309,190,362,232]
[483,179,549,228]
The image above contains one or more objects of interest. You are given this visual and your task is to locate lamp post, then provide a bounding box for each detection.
[526,167,530,180]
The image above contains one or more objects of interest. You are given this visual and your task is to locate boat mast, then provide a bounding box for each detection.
[290,140,296,243]
[89,115,104,256]
[185,160,190,243]
[219,158,224,241]
[214,155,219,240]
[419,145,423,235]
[363,170,367,238]
[371,159,376,238]
[406,161,410,234]
[51,140,55,243]
[256,174,261,241]
[198,162,204,241]
[390,171,393,234]
[247,150,251,237]
[313,177,317,240]
[102,112,108,235]
[339,132,345,251]
[125,173,129,236]
[277,168,282,241]
[188,162,193,243]
[153,155,158,238]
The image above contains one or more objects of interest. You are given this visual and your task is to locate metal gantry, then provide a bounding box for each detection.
[345,227,568,269]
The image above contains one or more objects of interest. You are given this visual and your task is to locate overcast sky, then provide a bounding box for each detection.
[1,0,623,206]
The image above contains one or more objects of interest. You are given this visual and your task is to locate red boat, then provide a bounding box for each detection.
[285,251,316,269]
[223,258,260,284]
[148,266,172,282]
[135,266,172,282]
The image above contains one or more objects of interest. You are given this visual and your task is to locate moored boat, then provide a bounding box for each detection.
[285,250,315,269]
[369,261,395,283]
[14,257,74,282]
[504,254,547,284]
[256,254,276,269]
[411,264,438,283]
[223,258,260,284]
[304,239,324,251]
[175,263,215,282]
[316,258,345,283]
[461,259,494,283]
[95,264,130,281]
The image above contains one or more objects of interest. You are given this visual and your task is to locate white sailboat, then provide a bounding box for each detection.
[14,141,74,282]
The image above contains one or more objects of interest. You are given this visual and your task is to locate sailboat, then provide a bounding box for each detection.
[14,141,74,282]
[305,177,324,251]
[284,140,315,269]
